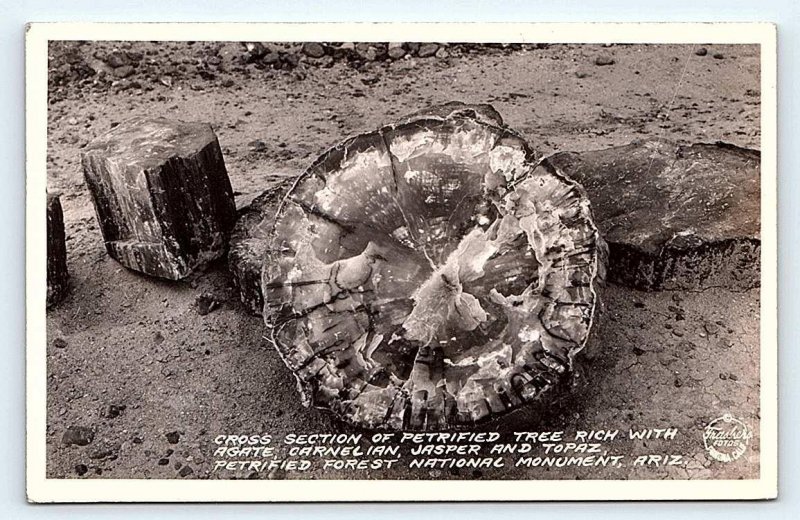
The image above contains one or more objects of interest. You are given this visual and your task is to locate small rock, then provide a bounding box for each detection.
[388,46,406,60]
[418,43,440,58]
[575,71,589,79]
[195,292,220,315]
[113,65,134,79]
[632,346,645,356]
[157,458,170,466]
[166,431,181,444]
[62,426,94,446]
[435,48,449,59]
[713,53,724,59]
[302,42,326,58]
[594,56,615,66]
[361,74,379,86]
[52,337,68,349]
[158,75,173,88]
[101,404,125,419]
[704,322,720,335]
[179,465,194,477]
[88,446,114,460]
[405,42,420,55]
[247,140,268,153]
[695,47,708,56]
[263,52,281,65]
[243,42,267,62]
[105,51,130,68]
[75,464,89,476]
[222,78,235,88]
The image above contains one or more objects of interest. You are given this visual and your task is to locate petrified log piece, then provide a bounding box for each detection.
[263,105,605,430]
[229,188,286,314]
[47,192,69,307]
[82,117,237,280]
[229,102,510,316]
[544,140,760,291]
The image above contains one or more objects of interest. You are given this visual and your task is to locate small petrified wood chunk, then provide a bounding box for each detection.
[82,117,237,280]
[263,106,605,430]
[544,140,760,291]
[47,192,69,307]
[229,102,508,316]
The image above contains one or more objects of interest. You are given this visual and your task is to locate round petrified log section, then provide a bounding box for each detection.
[229,103,506,316]
[47,192,69,307]
[82,117,237,280]
[544,140,760,291]
[263,106,605,430]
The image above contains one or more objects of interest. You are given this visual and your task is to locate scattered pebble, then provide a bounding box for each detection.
[179,465,194,477]
[302,42,326,59]
[62,426,95,446]
[165,431,181,444]
[704,322,720,335]
[594,56,615,66]
[418,43,440,58]
[695,47,708,56]
[388,46,406,60]
[88,446,115,460]
[113,65,135,79]
[52,337,68,349]
[713,53,725,59]
[101,404,125,419]
[75,464,89,476]
[247,140,268,154]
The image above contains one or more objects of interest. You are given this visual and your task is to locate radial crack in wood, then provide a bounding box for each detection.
[262,103,605,430]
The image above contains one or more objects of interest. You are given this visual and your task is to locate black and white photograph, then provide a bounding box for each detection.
[25,22,777,502]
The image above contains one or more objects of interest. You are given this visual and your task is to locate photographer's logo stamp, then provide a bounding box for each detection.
[703,414,752,463]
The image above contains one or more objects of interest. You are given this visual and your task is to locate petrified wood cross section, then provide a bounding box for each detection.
[263,105,605,430]
[82,117,237,280]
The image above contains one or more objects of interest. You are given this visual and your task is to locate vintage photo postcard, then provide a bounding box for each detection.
[26,22,777,502]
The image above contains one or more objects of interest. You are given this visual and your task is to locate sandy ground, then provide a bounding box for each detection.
[44,42,761,480]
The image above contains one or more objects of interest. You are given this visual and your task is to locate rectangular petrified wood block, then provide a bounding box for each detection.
[82,117,237,280]
[47,192,69,307]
